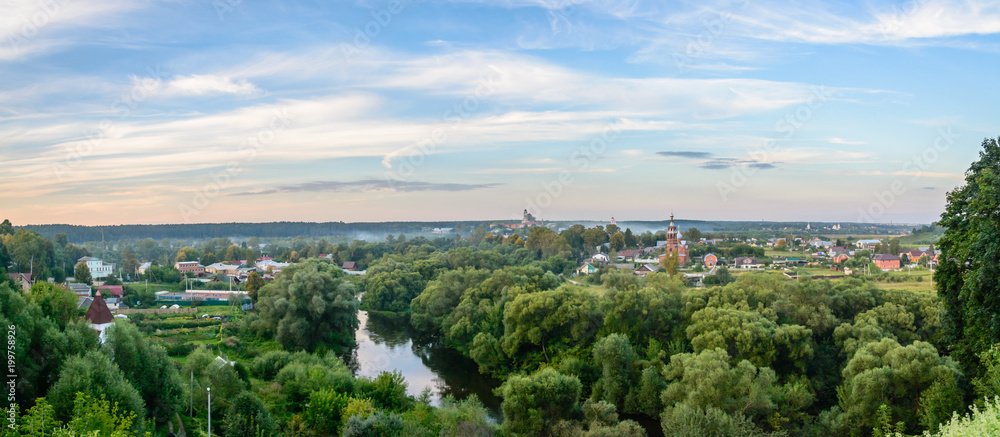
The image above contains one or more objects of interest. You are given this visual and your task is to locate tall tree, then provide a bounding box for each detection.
[244,271,265,304]
[74,261,92,285]
[936,137,1000,381]
[256,259,359,351]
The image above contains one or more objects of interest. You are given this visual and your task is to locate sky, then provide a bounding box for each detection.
[1,0,998,226]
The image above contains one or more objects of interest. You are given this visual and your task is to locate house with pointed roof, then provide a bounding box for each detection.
[6,273,31,291]
[85,291,115,343]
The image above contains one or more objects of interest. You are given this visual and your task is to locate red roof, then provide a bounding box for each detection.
[97,285,124,297]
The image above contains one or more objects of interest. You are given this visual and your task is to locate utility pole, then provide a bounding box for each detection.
[190,369,193,417]
[207,387,211,436]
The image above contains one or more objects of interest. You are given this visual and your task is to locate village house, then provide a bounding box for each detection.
[734,257,763,270]
[616,249,643,261]
[591,253,610,264]
[704,253,718,268]
[97,285,124,299]
[174,261,206,276]
[899,248,935,263]
[137,262,152,275]
[6,273,31,291]
[634,264,659,277]
[576,263,598,275]
[205,263,240,276]
[873,254,901,270]
[78,256,115,280]
[85,291,115,343]
[342,261,358,271]
[855,239,883,250]
[66,282,91,298]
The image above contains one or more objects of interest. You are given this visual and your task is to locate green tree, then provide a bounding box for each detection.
[304,389,351,435]
[499,368,582,435]
[935,137,1000,381]
[28,281,79,328]
[410,267,491,332]
[174,246,199,262]
[502,285,603,364]
[119,249,139,279]
[661,252,680,277]
[74,261,92,285]
[609,232,626,252]
[686,227,703,242]
[223,391,277,437]
[256,259,359,351]
[661,348,812,430]
[361,259,426,314]
[48,350,146,429]
[591,334,636,409]
[103,322,184,421]
[835,338,963,436]
[244,271,265,304]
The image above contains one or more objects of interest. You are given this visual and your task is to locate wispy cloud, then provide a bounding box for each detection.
[232,179,501,196]
[144,75,259,97]
[829,137,866,145]
[657,151,714,159]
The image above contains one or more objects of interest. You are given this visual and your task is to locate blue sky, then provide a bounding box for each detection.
[1,0,998,225]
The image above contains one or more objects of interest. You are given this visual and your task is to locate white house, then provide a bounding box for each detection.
[78,256,115,279]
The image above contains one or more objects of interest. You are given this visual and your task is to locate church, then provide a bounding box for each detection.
[659,214,689,265]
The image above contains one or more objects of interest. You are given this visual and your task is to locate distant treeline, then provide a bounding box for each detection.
[19,219,919,244]
[21,221,487,242]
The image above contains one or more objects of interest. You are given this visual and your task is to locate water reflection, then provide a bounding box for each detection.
[347,310,503,422]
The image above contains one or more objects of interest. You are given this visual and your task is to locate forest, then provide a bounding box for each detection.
[0,137,998,436]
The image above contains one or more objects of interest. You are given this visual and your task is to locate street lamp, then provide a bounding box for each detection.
[207,387,211,436]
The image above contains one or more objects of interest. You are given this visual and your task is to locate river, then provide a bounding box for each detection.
[347,310,504,422]
[346,310,662,436]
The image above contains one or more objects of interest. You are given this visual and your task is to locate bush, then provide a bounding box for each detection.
[223,391,277,437]
[343,411,405,437]
[251,350,291,380]
[356,371,410,412]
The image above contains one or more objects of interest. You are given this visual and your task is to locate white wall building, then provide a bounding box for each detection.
[78,256,115,279]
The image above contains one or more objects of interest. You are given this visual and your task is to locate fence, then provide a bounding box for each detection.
[116,307,198,315]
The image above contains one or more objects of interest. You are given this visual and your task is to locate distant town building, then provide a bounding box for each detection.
[521,209,541,227]
[66,282,92,297]
[734,257,762,269]
[174,261,206,276]
[658,214,689,265]
[704,253,718,268]
[873,254,901,270]
[97,285,124,298]
[856,239,883,250]
[78,256,115,280]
